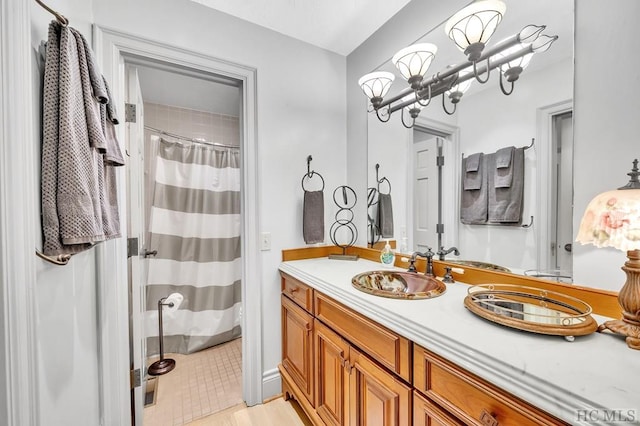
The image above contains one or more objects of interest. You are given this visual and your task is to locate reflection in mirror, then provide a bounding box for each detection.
[366,0,574,282]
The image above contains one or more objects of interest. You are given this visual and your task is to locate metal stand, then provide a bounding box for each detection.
[148,297,176,376]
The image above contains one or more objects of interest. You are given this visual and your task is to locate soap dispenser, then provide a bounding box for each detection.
[380,240,395,267]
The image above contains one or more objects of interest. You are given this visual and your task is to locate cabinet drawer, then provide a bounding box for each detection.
[281,273,314,314]
[414,345,566,426]
[315,292,412,383]
[414,390,464,426]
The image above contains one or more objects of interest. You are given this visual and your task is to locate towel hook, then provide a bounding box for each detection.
[375,163,391,195]
[302,155,325,192]
[306,155,313,178]
[34,0,69,26]
[521,216,534,228]
[523,138,535,150]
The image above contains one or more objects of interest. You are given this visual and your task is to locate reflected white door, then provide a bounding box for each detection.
[412,133,438,252]
[126,65,147,425]
[553,112,574,274]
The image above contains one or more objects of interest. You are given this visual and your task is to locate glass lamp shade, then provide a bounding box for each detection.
[445,0,506,52]
[392,43,438,87]
[497,43,533,79]
[576,189,640,252]
[358,71,395,104]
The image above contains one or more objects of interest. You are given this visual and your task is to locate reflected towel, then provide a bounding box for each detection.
[376,193,394,238]
[303,190,324,244]
[463,153,483,190]
[494,146,515,188]
[488,147,525,223]
[460,155,488,224]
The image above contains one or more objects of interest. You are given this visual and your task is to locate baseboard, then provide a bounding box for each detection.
[262,367,282,402]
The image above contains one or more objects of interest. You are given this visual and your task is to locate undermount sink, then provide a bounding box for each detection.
[351,270,446,300]
[445,260,511,273]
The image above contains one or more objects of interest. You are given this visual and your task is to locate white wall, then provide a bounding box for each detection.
[22,0,347,424]
[573,0,640,291]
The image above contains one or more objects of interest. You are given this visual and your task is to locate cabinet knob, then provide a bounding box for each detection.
[479,409,499,426]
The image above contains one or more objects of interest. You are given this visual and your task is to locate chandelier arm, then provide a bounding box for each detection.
[499,73,515,95]
[416,84,432,107]
[375,106,392,123]
[442,93,456,116]
[401,109,415,129]
[473,57,491,84]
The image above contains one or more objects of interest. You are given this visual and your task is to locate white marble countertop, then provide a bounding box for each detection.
[279,257,640,426]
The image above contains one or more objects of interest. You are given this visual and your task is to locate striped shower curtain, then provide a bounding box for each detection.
[145,137,241,355]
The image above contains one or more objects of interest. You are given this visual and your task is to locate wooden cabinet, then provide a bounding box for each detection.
[280,271,567,426]
[413,344,566,426]
[281,294,314,406]
[314,318,412,426]
[315,319,349,426]
[413,390,463,426]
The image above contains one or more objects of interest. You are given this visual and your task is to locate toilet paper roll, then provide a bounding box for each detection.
[163,292,184,314]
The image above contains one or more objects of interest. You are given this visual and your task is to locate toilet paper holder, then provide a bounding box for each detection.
[148,293,183,376]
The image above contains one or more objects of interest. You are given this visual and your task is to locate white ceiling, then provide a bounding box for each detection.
[190,0,413,56]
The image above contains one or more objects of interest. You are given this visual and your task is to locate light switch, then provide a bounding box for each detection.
[261,232,271,251]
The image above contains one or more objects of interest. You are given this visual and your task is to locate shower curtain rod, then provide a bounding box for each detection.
[144,125,239,150]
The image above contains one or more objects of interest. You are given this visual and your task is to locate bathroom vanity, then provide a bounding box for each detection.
[278,247,639,426]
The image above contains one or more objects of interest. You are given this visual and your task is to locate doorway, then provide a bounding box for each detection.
[94,26,261,426]
[125,59,244,425]
[550,111,574,278]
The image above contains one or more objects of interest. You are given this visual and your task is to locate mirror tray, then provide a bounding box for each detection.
[464,284,598,339]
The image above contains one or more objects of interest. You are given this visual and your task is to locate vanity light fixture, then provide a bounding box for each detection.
[358,0,557,127]
[576,159,640,350]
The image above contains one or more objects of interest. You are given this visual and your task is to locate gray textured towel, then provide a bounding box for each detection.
[488,147,525,223]
[494,146,515,188]
[460,155,488,224]
[463,153,483,190]
[303,190,324,244]
[41,22,123,255]
[376,193,394,238]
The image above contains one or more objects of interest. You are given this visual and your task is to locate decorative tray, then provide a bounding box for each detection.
[464,284,598,340]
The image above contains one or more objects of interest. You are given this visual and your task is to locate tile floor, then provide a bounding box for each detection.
[144,338,243,426]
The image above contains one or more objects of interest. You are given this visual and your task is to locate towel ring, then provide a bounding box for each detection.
[301,171,325,192]
[332,185,357,209]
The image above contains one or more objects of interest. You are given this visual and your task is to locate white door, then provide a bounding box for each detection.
[412,133,439,252]
[125,65,147,425]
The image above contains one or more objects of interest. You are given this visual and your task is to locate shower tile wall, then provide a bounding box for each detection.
[144,102,240,146]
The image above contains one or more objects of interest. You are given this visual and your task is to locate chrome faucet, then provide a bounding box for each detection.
[437,246,460,261]
[408,248,435,276]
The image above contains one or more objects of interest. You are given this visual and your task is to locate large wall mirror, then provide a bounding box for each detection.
[366,0,575,281]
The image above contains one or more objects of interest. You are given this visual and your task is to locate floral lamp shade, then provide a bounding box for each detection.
[576,159,640,350]
[576,189,640,252]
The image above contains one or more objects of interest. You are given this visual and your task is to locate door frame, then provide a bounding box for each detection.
[536,99,573,273]
[93,25,262,424]
[0,0,40,424]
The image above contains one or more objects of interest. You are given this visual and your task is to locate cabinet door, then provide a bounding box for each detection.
[414,390,463,426]
[315,319,350,426]
[348,346,411,426]
[281,294,314,405]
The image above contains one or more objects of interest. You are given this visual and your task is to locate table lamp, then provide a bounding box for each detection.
[576,159,640,350]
